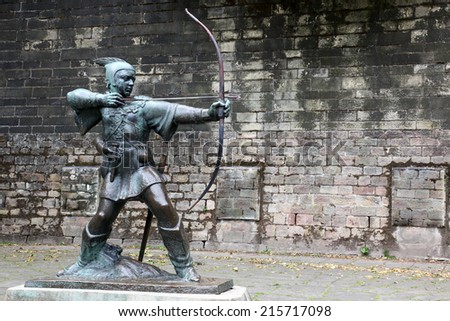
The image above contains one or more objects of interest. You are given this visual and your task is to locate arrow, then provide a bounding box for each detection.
[123,93,240,102]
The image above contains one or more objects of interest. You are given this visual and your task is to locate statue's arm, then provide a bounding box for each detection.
[67,89,124,110]
[173,99,231,124]
[142,101,212,125]
[66,89,103,110]
[173,104,213,124]
[141,100,230,140]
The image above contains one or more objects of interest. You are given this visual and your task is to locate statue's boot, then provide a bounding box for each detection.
[158,219,200,282]
[57,226,110,276]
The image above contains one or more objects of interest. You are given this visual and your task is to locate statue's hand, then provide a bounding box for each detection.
[99,93,124,107]
[208,99,231,120]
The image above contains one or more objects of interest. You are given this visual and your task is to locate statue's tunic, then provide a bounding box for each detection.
[98,101,178,202]
[67,88,211,202]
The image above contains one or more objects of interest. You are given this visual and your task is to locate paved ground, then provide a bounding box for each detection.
[1,243,449,301]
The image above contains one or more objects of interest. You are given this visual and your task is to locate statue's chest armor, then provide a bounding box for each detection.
[102,103,148,141]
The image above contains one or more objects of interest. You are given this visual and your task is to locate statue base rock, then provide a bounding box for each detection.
[56,243,177,281]
[5,243,251,301]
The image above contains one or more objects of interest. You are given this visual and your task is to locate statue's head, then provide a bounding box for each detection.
[94,57,136,97]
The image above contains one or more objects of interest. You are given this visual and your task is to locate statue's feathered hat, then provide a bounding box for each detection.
[72,58,135,136]
[94,57,135,90]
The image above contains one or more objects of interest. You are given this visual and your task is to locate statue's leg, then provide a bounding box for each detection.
[142,183,200,282]
[57,198,125,276]
[87,197,125,234]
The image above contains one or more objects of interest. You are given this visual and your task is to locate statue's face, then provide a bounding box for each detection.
[111,69,136,97]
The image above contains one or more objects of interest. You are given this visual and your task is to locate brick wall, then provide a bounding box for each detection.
[1,0,450,258]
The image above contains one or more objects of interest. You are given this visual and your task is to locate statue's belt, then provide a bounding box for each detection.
[102,141,149,153]
[100,142,156,182]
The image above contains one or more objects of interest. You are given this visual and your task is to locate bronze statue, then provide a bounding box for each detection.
[59,57,230,282]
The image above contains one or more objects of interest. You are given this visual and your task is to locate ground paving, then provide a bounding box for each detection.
[1,243,449,301]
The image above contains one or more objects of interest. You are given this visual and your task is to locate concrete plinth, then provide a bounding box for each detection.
[24,277,234,295]
[5,285,251,301]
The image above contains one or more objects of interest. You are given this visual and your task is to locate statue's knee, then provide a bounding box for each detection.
[153,200,172,213]
[150,200,180,228]
[95,210,109,222]
[90,210,113,231]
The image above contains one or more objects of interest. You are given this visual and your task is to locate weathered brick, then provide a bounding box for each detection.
[346,216,369,228]
[1,0,450,258]
[295,214,314,226]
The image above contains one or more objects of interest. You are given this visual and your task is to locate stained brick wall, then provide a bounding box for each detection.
[1,0,450,258]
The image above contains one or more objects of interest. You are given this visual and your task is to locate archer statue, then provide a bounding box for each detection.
[59,57,230,282]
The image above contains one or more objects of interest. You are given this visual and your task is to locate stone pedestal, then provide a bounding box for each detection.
[5,284,251,301]
[25,277,234,295]
[6,276,250,301]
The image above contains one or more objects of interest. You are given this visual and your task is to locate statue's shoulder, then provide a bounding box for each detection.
[125,96,152,112]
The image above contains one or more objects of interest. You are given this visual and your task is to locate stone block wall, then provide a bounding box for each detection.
[1,0,450,258]
[391,167,446,227]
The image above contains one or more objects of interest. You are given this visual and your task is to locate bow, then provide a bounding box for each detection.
[138,9,226,261]
[185,8,225,212]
